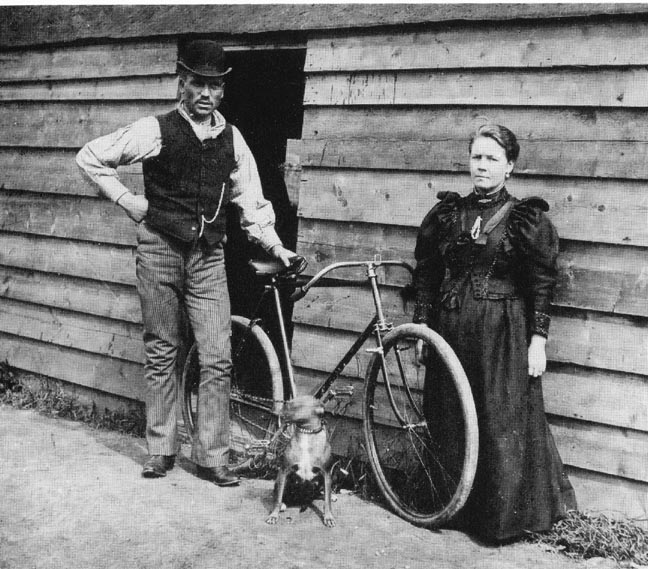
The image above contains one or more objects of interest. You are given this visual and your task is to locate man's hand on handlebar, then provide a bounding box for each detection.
[271,244,297,267]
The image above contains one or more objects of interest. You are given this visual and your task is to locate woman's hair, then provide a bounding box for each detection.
[469,124,520,163]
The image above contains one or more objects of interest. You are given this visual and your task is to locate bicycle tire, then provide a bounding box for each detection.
[181,315,284,471]
[363,323,478,527]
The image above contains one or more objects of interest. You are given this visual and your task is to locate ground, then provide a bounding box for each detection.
[0,406,619,569]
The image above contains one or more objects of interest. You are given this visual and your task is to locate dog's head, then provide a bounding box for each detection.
[281,395,325,425]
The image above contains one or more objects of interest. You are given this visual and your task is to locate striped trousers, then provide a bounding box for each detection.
[136,221,231,467]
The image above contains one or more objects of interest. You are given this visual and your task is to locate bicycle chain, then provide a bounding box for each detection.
[230,386,284,405]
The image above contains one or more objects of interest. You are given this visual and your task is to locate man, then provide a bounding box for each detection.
[77,40,295,486]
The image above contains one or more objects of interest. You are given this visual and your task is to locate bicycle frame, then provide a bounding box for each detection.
[187,256,478,526]
[250,259,414,404]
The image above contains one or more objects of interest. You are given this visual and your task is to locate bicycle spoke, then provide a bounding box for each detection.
[393,341,424,418]
[363,324,478,527]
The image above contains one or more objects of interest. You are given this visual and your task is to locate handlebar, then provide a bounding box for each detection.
[289,260,414,302]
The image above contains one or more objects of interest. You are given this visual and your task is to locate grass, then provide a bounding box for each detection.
[0,361,146,437]
[526,511,648,566]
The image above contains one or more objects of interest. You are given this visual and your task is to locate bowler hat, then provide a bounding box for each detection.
[177,40,232,77]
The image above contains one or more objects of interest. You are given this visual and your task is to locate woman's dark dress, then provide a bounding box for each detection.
[413,188,577,542]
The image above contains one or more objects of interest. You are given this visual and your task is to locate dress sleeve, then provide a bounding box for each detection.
[412,192,459,324]
[508,197,559,337]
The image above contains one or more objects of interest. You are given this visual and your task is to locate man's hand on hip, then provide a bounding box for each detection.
[117,193,149,223]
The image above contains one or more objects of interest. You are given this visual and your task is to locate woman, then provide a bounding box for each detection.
[413,124,576,542]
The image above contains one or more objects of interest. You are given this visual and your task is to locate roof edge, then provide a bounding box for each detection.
[2,4,648,49]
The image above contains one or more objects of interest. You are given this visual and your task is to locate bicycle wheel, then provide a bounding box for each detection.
[181,315,284,470]
[363,322,478,527]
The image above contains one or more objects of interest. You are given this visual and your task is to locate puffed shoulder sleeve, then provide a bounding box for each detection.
[412,192,460,324]
[508,197,559,337]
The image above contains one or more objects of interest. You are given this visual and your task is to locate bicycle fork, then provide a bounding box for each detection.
[365,264,424,430]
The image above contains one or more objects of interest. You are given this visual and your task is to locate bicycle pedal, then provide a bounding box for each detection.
[245,440,270,453]
[332,386,354,397]
[365,346,384,354]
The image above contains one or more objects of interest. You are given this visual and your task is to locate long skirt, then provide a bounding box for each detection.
[426,285,577,542]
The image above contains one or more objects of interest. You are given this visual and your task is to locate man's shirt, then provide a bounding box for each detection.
[76,106,282,251]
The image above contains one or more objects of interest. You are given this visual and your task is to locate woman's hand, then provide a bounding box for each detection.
[528,334,547,377]
[117,193,148,223]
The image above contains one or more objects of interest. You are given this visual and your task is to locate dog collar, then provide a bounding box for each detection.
[296,421,325,435]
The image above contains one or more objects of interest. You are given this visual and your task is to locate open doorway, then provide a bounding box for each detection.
[219,47,306,354]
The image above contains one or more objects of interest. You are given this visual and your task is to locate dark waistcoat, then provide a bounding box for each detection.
[142,109,235,246]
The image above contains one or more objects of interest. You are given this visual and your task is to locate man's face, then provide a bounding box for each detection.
[180,73,225,120]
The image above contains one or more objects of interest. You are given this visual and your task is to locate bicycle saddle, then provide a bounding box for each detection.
[249,255,308,277]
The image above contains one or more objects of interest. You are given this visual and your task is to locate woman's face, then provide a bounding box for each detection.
[469,136,515,193]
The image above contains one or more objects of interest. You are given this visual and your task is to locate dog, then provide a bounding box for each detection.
[265,395,335,527]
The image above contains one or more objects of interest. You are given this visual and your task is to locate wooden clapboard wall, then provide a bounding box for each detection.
[1,6,647,522]
[0,40,181,399]
[289,18,648,521]
[0,35,304,400]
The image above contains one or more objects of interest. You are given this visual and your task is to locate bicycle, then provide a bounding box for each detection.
[181,256,479,527]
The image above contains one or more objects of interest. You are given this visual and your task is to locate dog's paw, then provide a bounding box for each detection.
[266,513,280,525]
[323,514,336,528]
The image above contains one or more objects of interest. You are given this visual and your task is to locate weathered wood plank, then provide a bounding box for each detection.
[283,146,301,208]
[297,220,413,286]
[556,242,648,317]
[0,149,144,196]
[306,21,648,71]
[0,266,140,323]
[0,192,137,245]
[295,137,648,180]
[0,75,177,102]
[0,41,177,81]
[297,219,648,318]
[297,370,648,513]
[301,106,648,143]
[295,168,648,246]
[0,333,144,400]
[566,467,648,524]
[295,353,648,433]
[0,298,143,363]
[543,366,648,432]
[0,233,136,286]
[0,102,171,148]
[296,165,431,227]
[0,39,302,82]
[304,69,648,108]
[292,242,648,327]
[292,284,412,332]
[293,306,648,379]
[291,324,374,381]
[550,418,648,483]
[549,311,648,377]
[293,368,648,482]
[3,5,648,49]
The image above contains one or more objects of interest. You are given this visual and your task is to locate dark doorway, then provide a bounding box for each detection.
[219,48,305,353]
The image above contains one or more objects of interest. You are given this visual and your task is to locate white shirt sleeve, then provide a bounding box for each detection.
[230,126,282,251]
[75,116,162,203]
